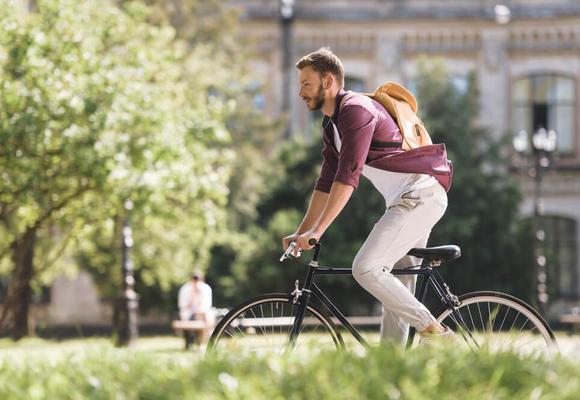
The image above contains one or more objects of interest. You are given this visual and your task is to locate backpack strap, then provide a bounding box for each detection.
[338,91,403,150]
[369,141,402,149]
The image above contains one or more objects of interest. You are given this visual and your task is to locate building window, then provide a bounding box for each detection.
[512,75,576,154]
[345,76,366,93]
[541,216,578,299]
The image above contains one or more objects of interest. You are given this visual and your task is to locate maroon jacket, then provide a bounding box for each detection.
[314,89,453,193]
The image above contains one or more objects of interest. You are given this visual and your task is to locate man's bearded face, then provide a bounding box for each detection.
[305,83,325,111]
[298,67,327,112]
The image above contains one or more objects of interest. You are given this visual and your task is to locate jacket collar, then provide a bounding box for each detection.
[331,88,348,122]
[322,88,347,129]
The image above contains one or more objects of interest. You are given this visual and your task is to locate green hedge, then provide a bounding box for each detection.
[0,344,578,399]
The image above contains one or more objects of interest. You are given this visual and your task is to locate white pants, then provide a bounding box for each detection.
[352,183,448,345]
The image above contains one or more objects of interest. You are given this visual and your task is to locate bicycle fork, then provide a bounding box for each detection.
[288,281,312,348]
[288,263,317,348]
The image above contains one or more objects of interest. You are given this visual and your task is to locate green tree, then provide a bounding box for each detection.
[0,0,232,339]
[117,0,284,313]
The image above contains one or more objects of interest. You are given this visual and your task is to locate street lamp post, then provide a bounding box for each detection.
[280,0,295,139]
[513,128,557,316]
[113,200,139,347]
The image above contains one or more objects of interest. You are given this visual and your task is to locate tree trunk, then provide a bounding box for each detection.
[9,227,37,340]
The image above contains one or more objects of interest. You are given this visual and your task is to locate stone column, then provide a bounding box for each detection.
[478,29,509,139]
[375,34,403,86]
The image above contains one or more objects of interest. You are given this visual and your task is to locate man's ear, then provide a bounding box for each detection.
[323,73,333,89]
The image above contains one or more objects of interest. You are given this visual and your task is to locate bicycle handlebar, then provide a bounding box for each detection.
[280,240,321,263]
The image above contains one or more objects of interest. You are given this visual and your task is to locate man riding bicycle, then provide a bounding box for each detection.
[283,47,454,344]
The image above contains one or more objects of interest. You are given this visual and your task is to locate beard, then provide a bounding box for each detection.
[306,83,326,111]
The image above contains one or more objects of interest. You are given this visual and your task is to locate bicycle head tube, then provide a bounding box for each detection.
[310,242,321,266]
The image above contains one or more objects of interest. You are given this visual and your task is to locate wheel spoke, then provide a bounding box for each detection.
[498,304,510,332]
[253,307,268,336]
[435,293,555,354]
[488,303,501,350]
[477,302,485,336]
[450,308,479,350]
[496,304,511,350]
[451,306,478,349]
[209,296,341,353]
[280,302,284,339]
[466,304,476,332]
[505,322,538,351]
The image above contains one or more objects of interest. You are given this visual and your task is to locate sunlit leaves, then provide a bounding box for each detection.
[0,0,233,299]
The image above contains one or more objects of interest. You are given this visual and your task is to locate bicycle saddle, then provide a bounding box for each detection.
[407,245,461,261]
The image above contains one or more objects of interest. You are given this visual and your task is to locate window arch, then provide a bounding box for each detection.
[512,74,576,154]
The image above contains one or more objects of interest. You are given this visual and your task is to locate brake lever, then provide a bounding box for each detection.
[280,242,301,262]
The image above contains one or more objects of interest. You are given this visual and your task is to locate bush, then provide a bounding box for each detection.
[0,343,578,399]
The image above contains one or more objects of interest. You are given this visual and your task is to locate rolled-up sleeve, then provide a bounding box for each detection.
[334,105,375,189]
[314,129,338,193]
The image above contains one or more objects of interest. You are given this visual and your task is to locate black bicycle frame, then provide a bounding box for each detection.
[288,244,458,348]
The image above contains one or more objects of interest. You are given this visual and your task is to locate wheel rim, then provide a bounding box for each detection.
[436,295,556,354]
[210,296,341,354]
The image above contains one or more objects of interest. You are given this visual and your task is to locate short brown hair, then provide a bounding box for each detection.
[295,47,344,88]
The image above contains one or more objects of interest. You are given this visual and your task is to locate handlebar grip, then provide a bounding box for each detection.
[308,238,318,246]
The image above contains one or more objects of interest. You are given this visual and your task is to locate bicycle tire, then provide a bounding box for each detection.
[432,291,557,353]
[208,293,344,353]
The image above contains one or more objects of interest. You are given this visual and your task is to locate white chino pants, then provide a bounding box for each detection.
[352,182,448,345]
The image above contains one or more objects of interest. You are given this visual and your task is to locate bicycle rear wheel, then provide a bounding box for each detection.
[208,293,343,354]
[433,291,557,353]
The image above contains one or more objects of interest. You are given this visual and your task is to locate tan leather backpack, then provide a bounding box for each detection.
[367,82,433,151]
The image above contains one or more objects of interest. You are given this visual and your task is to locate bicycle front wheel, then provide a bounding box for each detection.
[208,293,343,354]
[434,291,557,353]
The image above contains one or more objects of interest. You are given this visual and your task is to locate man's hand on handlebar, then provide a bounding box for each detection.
[280,242,299,262]
[282,233,299,252]
[280,231,320,262]
[280,230,319,259]
[295,230,319,253]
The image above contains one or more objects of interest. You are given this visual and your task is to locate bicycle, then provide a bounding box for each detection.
[208,241,557,354]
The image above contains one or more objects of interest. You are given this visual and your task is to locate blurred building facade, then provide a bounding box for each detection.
[229,0,580,318]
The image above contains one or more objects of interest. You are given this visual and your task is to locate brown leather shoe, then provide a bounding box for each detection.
[419,325,456,344]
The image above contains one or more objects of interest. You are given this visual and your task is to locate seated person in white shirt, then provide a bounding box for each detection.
[178,270,214,346]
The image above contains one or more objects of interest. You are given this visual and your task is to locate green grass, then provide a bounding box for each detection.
[0,336,579,399]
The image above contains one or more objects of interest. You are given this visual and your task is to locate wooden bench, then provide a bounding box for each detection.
[171,319,213,331]
[559,313,580,329]
[172,320,214,349]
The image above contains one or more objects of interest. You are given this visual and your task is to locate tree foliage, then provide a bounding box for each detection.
[0,0,233,337]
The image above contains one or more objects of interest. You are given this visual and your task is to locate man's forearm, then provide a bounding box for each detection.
[313,181,354,236]
[297,189,329,234]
